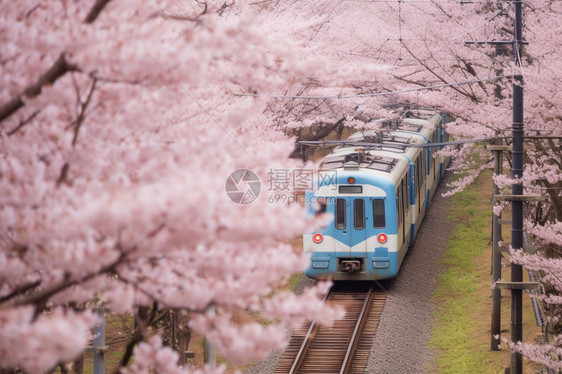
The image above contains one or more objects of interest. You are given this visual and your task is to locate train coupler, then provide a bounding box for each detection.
[341,259,362,272]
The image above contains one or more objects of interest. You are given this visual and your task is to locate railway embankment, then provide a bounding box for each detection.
[366,169,542,374]
[426,170,542,374]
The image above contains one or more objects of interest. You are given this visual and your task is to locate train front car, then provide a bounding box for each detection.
[303,111,447,281]
[303,147,411,281]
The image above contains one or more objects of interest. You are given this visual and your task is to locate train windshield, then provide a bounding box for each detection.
[372,199,386,228]
[354,199,365,229]
[335,198,346,229]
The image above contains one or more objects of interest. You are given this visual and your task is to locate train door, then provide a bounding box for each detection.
[350,198,368,254]
[334,197,367,256]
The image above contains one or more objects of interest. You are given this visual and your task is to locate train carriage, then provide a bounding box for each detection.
[303,110,450,280]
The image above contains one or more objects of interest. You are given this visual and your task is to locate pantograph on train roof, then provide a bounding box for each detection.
[359,118,426,133]
[349,131,419,145]
[320,151,399,173]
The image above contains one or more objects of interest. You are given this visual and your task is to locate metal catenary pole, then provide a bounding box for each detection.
[490,33,507,351]
[510,0,524,373]
[464,0,526,370]
[204,304,216,369]
[491,146,504,351]
[93,313,106,374]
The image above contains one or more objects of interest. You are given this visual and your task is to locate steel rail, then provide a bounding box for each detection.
[288,289,332,374]
[276,285,386,374]
[339,287,374,374]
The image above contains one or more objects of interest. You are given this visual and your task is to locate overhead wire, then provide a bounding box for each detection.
[299,136,511,149]
[241,0,558,134]
[234,76,508,100]
[340,0,516,96]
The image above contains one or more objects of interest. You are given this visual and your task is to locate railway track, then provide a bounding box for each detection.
[274,283,387,374]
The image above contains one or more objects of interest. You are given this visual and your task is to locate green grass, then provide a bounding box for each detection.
[429,171,503,374]
[429,170,544,374]
[425,171,542,374]
[288,272,303,291]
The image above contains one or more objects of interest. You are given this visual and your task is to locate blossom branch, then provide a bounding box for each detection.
[0,0,114,125]
[0,280,41,304]
[6,109,41,136]
[72,77,98,146]
[0,53,79,124]
[5,252,125,313]
[118,302,159,371]
[83,0,113,24]
[398,42,480,102]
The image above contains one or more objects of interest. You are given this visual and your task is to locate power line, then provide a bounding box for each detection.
[234,76,507,100]
[299,136,510,149]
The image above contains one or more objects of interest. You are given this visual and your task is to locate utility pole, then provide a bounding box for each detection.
[490,145,506,351]
[490,35,506,352]
[204,305,216,369]
[93,313,106,374]
[465,1,527,372]
[510,1,525,372]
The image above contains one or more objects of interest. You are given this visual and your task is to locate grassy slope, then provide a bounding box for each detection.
[429,170,543,374]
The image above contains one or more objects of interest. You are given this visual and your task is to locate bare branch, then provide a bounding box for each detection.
[0,0,114,124]
[72,77,98,146]
[6,252,125,312]
[0,53,79,124]
[155,1,208,22]
[56,162,70,186]
[398,42,480,102]
[7,109,41,136]
[0,280,41,304]
[117,303,159,371]
[84,0,113,24]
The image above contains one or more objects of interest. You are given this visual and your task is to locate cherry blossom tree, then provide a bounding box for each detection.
[2,0,560,371]
[0,1,351,373]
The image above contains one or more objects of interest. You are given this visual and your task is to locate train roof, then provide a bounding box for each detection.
[317,114,440,183]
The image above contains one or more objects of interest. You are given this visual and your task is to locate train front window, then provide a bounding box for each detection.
[372,199,386,228]
[353,199,365,230]
[335,198,346,230]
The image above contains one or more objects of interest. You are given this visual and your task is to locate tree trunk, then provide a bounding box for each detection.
[72,356,84,374]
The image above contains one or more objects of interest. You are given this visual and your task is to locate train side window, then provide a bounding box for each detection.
[402,179,408,214]
[335,198,346,230]
[422,149,429,182]
[429,149,433,174]
[421,150,425,181]
[373,199,386,228]
[353,199,365,230]
[419,152,426,194]
[415,158,419,191]
[396,185,403,228]
[417,156,422,187]
[416,152,423,213]
[403,173,410,212]
[433,153,436,179]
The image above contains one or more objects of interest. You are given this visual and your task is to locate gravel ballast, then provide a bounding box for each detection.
[366,181,453,373]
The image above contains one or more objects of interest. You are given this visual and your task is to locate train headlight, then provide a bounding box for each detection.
[313,233,324,244]
[377,233,388,244]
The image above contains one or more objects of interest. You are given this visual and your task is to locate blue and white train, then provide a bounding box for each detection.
[303,109,451,280]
